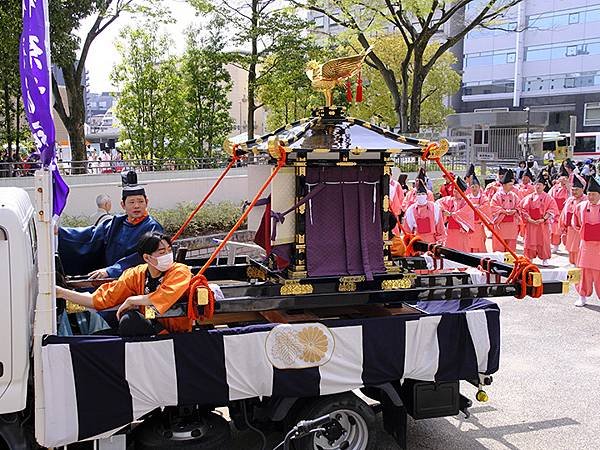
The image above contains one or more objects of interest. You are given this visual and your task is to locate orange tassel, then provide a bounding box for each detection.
[356,70,363,102]
[346,79,353,102]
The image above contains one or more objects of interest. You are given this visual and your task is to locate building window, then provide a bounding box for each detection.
[584,103,600,126]
[314,16,324,28]
[564,77,576,88]
[465,49,516,67]
[566,45,577,56]
[474,129,489,145]
[569,12,580,24]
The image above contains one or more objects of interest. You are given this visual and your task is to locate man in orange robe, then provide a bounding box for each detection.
[490,169,520,252]
[437,177,475,252]
[519,173,559,265]
[466,173,490,252]
[548,167,571,252]
[403,180,445,244]
[560,174,586,265]
[56,232,193,335]
[573,176,600,307]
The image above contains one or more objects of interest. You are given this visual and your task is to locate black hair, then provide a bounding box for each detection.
[136,231,172,257]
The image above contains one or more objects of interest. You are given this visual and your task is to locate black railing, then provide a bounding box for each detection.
[0,157,241,177]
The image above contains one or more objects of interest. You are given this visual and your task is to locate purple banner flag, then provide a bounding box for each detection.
[20,0,69,219]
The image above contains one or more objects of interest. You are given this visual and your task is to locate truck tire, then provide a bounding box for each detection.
[0,414,37,450]
[135,412,231,450]
[289,393,377,450]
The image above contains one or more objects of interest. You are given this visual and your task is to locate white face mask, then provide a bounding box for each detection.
[416,194,428,205]
[153,253,174,272]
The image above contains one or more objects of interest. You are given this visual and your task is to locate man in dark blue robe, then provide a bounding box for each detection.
[58,171,163,279]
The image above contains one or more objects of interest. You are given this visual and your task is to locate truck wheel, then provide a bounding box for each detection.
[135,412,231,450]
[0,414,37,450]
[290,393,377,450]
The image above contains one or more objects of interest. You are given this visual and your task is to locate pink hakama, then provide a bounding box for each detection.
[519,192,559,261]
[490,190,520,252]
[574,201,600,297]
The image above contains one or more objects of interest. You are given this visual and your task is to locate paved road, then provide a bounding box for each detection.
[226,249,600,449]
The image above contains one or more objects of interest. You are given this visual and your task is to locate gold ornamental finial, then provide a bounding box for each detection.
[305,47,372,107]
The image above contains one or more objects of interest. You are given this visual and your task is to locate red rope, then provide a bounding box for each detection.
[172,149,241,242]
[186,144,287,320]
[403,233,423,257]
[422,143,542,299]
[188,274,215,321]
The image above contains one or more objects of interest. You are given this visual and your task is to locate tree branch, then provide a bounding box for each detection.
[420,87,438,104]
[51,74,69,126]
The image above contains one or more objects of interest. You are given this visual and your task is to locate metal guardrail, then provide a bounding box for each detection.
[0,157,239,177]
[0,153,468,178]
[394,153,469,174]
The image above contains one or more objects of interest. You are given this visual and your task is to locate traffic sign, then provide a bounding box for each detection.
[477,152,495,161]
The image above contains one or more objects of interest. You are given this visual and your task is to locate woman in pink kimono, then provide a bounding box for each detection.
[519,173,559,266]
[403,180,445,244]
[437,178,474,252]
[466,174,490,252]
[548,168,571,252]
[560,175,586,265]
[389,178,405,236]
[489,170,520,252]
[516,169,536,201]
[402,181,434,211]
[573,176,600,306]
[484,166,507,199]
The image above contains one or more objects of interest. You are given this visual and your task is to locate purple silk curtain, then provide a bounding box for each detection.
[306,166,385,279]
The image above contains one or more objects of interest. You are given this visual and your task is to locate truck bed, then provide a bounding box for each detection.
[40,298,499,447]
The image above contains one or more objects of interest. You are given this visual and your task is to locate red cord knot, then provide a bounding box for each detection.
[187,274,215,321]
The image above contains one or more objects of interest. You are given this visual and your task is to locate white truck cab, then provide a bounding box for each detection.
[0,187,39,448]
[0,188,37,414]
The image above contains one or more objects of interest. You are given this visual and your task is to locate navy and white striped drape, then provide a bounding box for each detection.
[40,299,499,447]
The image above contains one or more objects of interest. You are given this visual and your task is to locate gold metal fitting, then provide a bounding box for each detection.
[280,280,313,296]
[383,195,390,212]
[338,281,357,292]
[476,390,489,402]
[144,307,157,320]
[223,138,235,156]
[504,253,516,264]
[267,136,283,159]
[529,272,542,288]
[567,268,581,284]
[247,266,267,281]
[65,301,86,314]
[423,140,449,160]
[382,277,413,290]
[197,287,209,306]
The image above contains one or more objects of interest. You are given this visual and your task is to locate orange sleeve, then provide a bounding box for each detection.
[148,263,192,315]
[92,266,141,310]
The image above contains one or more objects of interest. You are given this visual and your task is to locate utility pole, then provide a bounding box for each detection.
[524,106,530,158]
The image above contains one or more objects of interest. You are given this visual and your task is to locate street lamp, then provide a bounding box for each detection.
[524,106,531,158]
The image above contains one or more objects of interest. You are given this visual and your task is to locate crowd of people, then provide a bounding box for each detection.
[390,157,600,307]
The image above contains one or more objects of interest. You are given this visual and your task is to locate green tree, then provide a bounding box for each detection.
[190,0,313,139]
[350,35,460,131]
[111,25,185,161]
[181,19,233,158]
[0,0,28,162]
[48,0,168,172]
[257,37,337,129]
[296,0,522,132]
